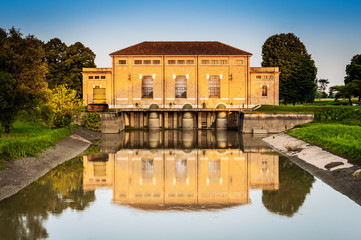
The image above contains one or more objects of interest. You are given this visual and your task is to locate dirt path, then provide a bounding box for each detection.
[0,128,101,201]
[263,133,361,206]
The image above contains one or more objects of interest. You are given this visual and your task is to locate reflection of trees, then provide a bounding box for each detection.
[0,157,95,240]
[262,156,315,217]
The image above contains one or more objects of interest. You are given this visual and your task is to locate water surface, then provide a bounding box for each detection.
[0,130,360,240]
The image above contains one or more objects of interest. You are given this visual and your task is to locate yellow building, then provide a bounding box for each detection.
[82,41,279,110]
[82,131,279,209]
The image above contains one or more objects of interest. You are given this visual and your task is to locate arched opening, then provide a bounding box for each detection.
[216,103,227,109]
[142,76,153,98]
[149,103,159,109]
[209,75,220,98]
[182,103,193,109]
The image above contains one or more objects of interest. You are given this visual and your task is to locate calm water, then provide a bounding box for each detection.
[0,130,360,240]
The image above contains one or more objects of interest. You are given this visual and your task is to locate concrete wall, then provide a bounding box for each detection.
[239,113,314,133]
[100,112,125,134]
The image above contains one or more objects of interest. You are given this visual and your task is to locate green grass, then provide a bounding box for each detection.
[0,121,73,169]
[287,123,361,164]
[251,104,361,114]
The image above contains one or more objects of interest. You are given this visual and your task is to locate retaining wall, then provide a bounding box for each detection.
[239,113,314,133]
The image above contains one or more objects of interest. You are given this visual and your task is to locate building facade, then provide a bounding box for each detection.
[82,41,279,110]
[82,131,279,209]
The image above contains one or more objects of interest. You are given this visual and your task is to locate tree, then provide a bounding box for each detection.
[43,38,67,89]
[329,82,357,106]
[43,39,96,95]
[47,84,83,128]
[0,157,95,240]
[262,33,317,104]
[345,54,361,84]
[317,78,329,102]
[0,27,48,133]
[0,72,19,133]
[351,80,361,101]
[262,156,315,217]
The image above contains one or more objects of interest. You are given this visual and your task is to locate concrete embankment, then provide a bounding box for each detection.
[263,133,361,206]
[0,128,101,201]
[239,113,314,133]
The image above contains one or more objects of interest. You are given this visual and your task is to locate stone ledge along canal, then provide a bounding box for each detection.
[0,130,360,240]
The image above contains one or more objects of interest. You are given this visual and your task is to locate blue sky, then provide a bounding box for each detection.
[1,0,360,87]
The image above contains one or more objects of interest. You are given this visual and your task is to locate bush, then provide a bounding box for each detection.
[46,85,83,128]
[314,108,361,122]
[82,112,101,131]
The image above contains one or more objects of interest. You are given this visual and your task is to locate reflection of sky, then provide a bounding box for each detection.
[1,0,361,87]
[43,181,361,240]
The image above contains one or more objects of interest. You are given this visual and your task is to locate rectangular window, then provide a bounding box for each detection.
[153,60,160,65]
[144,60,151,65]
[202,60,209,64]
[236,60,244,65]
[211,60,218,65]
[94,76,100,79]
[209,75,220,98]
[209,160,220,182]
[175,76,187,98]
[256,75,262,79]
[186,60,194,64]
[142,76,153,98]
[220,60,228,65]
[262,85,268,96]
[101,76,106,79]
[168,60,176,65]
[118,60,126,65]
[177,60,185,64]
[142,159,154,182]
[89,76,94,79]
[134,60,142,65]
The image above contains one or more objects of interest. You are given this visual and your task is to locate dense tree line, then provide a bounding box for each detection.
[0,27,48,133]
[0,27,95,132]
[43,38,96,93]
[262,33,317,104]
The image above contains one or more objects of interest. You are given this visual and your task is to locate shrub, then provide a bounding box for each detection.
[82,112,101,131]
[46,85,83,128]
[314,108,361,122]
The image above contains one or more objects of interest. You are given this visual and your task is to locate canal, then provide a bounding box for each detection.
[0,130,360,240]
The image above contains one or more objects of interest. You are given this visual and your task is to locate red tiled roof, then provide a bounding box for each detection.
[110,41,252,56]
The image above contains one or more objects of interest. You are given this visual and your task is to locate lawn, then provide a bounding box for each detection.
[287,122,361,164]
[251,104,360,114]
[0,121,72,170]
[251,102,361,164]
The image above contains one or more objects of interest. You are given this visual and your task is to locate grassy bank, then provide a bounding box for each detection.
[252,104,361,113]
[251,103,361,164]
[287,122,361,164]
[0,121,73,170]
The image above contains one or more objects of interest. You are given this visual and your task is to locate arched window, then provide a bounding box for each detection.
[262,85,267,96]
[175,75,187,98]
[209,75,220,98]
[142,76,153,98]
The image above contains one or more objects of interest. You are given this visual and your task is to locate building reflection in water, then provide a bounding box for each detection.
[83,130,279,210]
